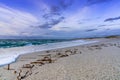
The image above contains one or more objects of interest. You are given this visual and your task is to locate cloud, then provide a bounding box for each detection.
[42,5,61,20]
[37,0,74,31]
[85,29,97,32]
[50,5,61,13]
[38,17,64,29]
[97,25,106,27]
[104,16,120,22]
[0,4,39,36]
[1,0,120,39]
[50,7,94,31]
[42,0,74,20]
[0,1,73,38]
[86,0,112,6]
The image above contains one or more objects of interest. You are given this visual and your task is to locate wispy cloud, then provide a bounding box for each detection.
[104,16,120,22]
[37,0,74,29]
[38,17,64,29]
[0,4,39,36]
[85,29,97,32]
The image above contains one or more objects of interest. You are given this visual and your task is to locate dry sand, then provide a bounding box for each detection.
[0,38,120,80]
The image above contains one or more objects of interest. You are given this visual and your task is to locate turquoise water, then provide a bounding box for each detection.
[0,39,67,48]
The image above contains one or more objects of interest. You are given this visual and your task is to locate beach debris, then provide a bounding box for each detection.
[39,55,55,63]
[30,54,55,66]
[15,48,85,80]
[20,71,29,79]
[56,52,69,58]
[22,64,34,68]
[65,49,73,54]
[4,64,14,70]
[60,54,69,57]
[30,61,44,66]
[7,64,10,70]
[41,57,52,63]
[14,71,17,74]
[17,69,22,80]
[90,45,102,50]
[17,69,31,80]
[56,49,79,58]
[80,51,82,54]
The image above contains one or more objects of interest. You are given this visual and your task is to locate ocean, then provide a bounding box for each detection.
[0,39,98,66]
[0,39,67,48]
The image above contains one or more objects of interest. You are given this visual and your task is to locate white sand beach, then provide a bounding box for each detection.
[0,38,120,80]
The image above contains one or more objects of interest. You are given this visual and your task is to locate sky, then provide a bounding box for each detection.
[0,0,120,39]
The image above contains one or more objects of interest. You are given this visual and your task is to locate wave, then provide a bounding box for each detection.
[0,39,66,48]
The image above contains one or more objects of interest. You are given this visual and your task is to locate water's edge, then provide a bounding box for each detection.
[0,40,98,67]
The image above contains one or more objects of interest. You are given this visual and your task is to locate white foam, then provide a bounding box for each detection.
[0,40,98,66]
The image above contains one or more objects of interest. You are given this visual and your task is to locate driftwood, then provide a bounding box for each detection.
[56,52,69,58]
[4,64,14,70]
[37,54,54,63]
[16,64,34,80]
[59,54,69,57]
[17,69,22,80]
[21,71,29,79]
[65,50,73,54]
[7,64,10,70]
[16,48,83,80]
[41,56,52,63]
[30,61,44,65]
[17,69,31,80]
[22,64,34,68]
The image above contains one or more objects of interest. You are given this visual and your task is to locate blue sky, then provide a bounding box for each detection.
[0,0,120,39]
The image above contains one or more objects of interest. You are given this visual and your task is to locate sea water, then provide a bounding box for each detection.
[0,39,98,66]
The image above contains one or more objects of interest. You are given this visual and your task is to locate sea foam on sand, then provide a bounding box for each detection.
[0,40,97,66]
